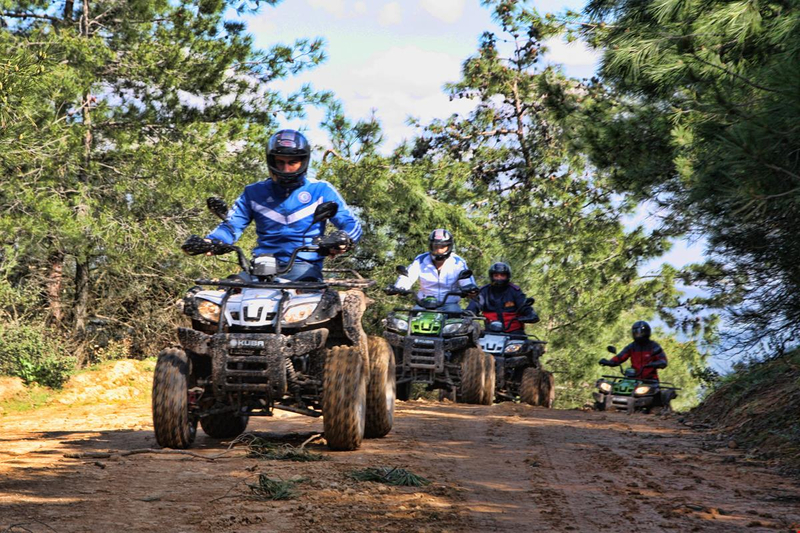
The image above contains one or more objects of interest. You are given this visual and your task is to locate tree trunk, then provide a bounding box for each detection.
[46,250,65,325]
[73,258,89,345]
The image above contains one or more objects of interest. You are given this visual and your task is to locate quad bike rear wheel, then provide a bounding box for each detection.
[152,348,197,449]
[323,345,367,450]
[365,336,396,438]
[480,353,496,405]
[200,412,249,439]
[458,347,486,404]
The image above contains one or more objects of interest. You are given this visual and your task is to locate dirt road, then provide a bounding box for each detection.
[1,399,799,532]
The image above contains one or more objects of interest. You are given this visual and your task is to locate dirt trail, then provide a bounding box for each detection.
[1,399,799,532]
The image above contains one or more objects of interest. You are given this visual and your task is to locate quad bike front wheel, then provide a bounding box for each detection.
[480,353,496,406]
[365,336,396,438]
[152,348,197,449]
[458,347,486,404]
[520,368,555,408]
[323,345,367,451]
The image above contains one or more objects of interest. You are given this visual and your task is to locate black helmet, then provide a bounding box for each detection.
[266,129,311,190]
[632,320,651,341]
[489,262,511,287]
[428,229,454,261]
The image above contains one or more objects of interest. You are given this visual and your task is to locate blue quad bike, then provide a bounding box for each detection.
[151,197,395,452]
[593,345,679,414]
[478,315,554,407]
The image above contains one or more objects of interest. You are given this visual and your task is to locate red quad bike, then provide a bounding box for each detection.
[151,198,395,451]
[593,345,679,414]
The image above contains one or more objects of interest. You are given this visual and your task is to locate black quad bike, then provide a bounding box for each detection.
[151,198,395,451]
[382,266,495,405]
[478,315,553,407]
[593,345,679,414]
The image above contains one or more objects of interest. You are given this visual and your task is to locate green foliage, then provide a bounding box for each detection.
[247,474,305,500]
[350,466,431,487]
[0,323,74,387]
[581,0,800,349]
[0,0,330,363]
[244,437,327,462]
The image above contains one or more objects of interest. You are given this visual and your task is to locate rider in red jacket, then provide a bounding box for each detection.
[466,262,539,333]
[599,321,667,380]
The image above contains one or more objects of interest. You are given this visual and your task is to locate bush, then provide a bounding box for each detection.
[0,323,75,388]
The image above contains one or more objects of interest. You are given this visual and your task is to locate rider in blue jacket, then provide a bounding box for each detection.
[202,129,362,281]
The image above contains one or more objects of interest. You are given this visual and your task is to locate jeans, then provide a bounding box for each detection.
[276,259,323,282]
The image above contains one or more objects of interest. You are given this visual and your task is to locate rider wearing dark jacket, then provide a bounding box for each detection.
[599,321,667,380]
[466,262,539,333]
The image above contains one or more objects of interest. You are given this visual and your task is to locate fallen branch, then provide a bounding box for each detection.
[63,447,238,461]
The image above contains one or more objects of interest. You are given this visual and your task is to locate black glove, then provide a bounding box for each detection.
[384,285,410,296]
[181,235,234,256]
[317,230,353,256]
[599,358,613,367]
[182,235,213,256]
[519,312,540,324]
[461,284,480,297]
[384,285,399,295]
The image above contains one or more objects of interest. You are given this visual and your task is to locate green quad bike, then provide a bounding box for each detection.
[151,198,395,452]
[478,318,554,407]
[382,266,495,405]
[593,345,679,414]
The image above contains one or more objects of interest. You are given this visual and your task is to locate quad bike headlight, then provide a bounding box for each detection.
[504,343,523,354]
[634,385,652,395]
[282,303,318,324]
[387,317,409,333]
[442,322,470,336]
[599,382,612,392]
[196,299,221,323]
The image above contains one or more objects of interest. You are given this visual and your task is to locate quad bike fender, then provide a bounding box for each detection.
[339,289,370,355]
[178,327,211,355]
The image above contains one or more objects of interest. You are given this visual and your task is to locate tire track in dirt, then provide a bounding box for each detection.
[2,399,800,532]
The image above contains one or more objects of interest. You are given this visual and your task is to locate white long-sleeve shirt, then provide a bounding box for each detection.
[395,252,476,305]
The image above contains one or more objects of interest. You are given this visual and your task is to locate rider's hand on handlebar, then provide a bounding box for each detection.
[181,235,234,256]
[181,235,213,256]
[598,358,612,366]
[317,230,353,257]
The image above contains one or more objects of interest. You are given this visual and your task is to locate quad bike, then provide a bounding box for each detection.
[478,316,554,407]
[382,266,494,405]
[593,345,679,414]
[151,198,395,451]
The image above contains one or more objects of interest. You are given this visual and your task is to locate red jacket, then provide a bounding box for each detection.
[610,340,667,380]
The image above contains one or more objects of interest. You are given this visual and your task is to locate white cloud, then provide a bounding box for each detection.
[338,46,474,148]
[353,1,367,14]
[419,0,466,24]
[244,15,277,36]
[542,37,601,67]
[378,2,402,26]
[307,0,347,18]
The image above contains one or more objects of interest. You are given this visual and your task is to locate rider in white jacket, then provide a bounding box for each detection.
[393,229,478,312]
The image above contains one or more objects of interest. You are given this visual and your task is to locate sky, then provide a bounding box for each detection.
[232,0,707,291]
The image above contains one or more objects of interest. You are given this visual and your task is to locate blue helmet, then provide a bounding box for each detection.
[489,262,511,288]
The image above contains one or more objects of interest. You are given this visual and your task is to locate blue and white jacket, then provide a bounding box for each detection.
[394,252,477,306]
[206,176,363,266]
